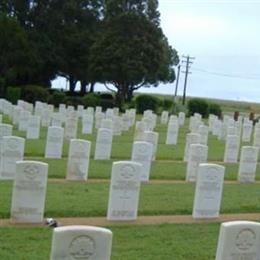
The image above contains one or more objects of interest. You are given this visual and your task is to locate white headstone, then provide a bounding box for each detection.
[0,136,25,180]
[45,127,64,159]
[65,116,78,140]
[198,125,209,145]
[94,128,113,160]
[192,163,225,219]
[238,146,258,183]
[160,111,169,124]
[143,131,159,160]
[26,115,40,139]
[166,118,179,145]
[216,221,260,260]
[224,135,240,163]
[18,110,31,131]
[66,139,91,181]
[186,144,208,182]
[134,121,147,141]
[50,225,112,260]
[242,123,253,142]
[107,161,142,221]
[183,133,201,162]
[11,161,48,223]
[131,141,153,182]
[82,114,94,134]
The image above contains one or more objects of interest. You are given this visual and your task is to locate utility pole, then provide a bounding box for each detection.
[181,55,195,105]
[174,64,181,99]
[172,64,181,114]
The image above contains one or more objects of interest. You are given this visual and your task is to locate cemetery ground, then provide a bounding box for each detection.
[1,107,260,259]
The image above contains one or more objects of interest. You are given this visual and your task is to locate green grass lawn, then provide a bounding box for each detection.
[1,181,260,218]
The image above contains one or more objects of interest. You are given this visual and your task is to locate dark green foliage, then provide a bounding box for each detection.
[162,99,174,111]
[82,93,100,108]
[0,14,31,94]
[208,103,222,118]
[187,98,209,118]
[6,86,21,104]
[21,85,50,104]
[49,91,66,107]
[135,94,161,114]
[99,93,115,110]
[65,96,83,107]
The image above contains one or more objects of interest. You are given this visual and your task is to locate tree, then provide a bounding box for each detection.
[47,0,103,93]
[90,0,179,106]
[0,13,32,95]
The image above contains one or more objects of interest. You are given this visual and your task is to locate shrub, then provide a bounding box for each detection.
[162,99,174,111]
[135,94,161,114]
[6,86,21,104]
[99,93,115,110]
[21,85,50,104]
[49,91,66,107]
[208,103,222,118]
[187,98,209,118]
[82,93,100,108]
[65,96,83,107]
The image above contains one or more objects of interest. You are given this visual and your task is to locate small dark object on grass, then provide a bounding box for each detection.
[45,218,58,228]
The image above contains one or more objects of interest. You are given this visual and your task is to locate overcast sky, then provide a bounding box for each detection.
[52,0,260,102]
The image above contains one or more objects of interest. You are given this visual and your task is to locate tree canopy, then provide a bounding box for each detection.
[0,0,179,106]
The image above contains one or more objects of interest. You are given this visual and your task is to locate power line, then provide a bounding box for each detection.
[192,67,260,80]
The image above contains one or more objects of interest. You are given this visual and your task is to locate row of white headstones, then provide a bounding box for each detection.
[9,160,260,259]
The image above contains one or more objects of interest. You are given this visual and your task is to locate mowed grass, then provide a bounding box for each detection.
[1,181,260,218]
[0,223,220,260]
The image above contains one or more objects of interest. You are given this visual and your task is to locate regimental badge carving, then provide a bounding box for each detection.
[137,144,148,155]
[69,235,95,259]
[235,228,256,251]
[24,164,39,180]
[7,138,19,150]
[205,167,220,181]
[120,165,135,179]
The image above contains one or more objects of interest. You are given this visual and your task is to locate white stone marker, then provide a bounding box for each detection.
[198,125,209,145]
[183,133,201,162]
[224,135,240,163]
[0,136,25,180]
[166,119,179,145]
[131,141,153,182]
[51,113,63,127]
[238,146,258,183]
[18,110,30,131]
[11,161,48,223]
[216,221,260,260]
[66,139,91,181]
[82,114,94,134]
[26,115,40,139]
[242,123,253,142]
[50,225,112,260]
[160,111,169,124]
[107,161,142,221]
[94,128,113,160]
[192,163,225,219]
[178,112,185,125]
[134,121,147,141]
[143,131,159,160]
[45,127,64,159]
[64,116,78,140]
[186,144,208,182]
